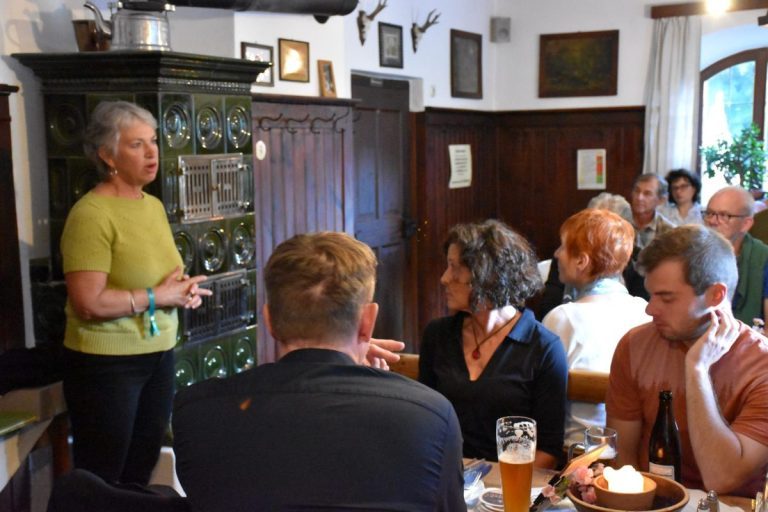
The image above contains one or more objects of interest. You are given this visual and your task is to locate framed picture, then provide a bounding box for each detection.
[240,42,274,87]
[317,60,337,98]
[450,29,482,99]
[278,38,310,82]
[378,22,403,69]
[539,30,619,98]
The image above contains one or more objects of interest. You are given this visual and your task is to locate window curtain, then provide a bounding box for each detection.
[643,16,702,176]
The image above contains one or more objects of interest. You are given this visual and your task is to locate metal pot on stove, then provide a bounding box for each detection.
[83,1,175,51]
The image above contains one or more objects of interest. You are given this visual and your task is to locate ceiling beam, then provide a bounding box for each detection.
[650,0,768,18]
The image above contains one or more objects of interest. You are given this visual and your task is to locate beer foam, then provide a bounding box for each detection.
[499,448,534,464]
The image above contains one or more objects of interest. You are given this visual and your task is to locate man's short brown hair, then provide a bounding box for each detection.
[265,232,377,344]
[637,224,737,299]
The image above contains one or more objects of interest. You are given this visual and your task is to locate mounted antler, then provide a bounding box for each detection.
[356,0,388,45]
[411,9,440,53]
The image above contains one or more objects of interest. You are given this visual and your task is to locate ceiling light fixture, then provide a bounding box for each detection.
[706,0,732,14]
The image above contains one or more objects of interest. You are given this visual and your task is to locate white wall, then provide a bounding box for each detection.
[233,11,350,98]
[343,0,495,110]
[701,9,768,68]
[0,0,765,345]
[492,0,657,110]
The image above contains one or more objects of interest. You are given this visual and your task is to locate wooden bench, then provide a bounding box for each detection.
[388,353,420,380]
[390,353,611,405]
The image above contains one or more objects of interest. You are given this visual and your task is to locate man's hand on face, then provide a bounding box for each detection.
[686,308,740,371]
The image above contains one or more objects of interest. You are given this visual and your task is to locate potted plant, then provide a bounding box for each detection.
[701,123,768,192]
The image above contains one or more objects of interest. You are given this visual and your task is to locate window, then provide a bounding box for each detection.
[699,48,768,200]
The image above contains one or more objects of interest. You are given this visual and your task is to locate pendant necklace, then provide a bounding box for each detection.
[469,314,517,360]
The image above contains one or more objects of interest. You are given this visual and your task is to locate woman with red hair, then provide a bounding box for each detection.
[543,208,650,446]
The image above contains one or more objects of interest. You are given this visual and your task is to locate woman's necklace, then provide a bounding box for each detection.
[468,314,517,360]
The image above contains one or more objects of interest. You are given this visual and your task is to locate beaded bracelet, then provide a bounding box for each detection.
[146,288,160,337]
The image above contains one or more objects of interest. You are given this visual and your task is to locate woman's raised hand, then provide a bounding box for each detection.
[156,267,213,309]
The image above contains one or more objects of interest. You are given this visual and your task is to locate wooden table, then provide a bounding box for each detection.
[471,461,752,511]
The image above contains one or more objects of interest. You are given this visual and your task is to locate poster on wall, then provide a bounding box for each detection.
[449,144,472,189]
[577,149,606,190]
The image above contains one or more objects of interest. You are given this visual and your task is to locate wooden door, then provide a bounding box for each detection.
[351,74,417,350]
[252,97,355,364]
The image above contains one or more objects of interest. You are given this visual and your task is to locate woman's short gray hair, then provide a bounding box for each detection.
[587,192,632,221]
[83,101,158,179]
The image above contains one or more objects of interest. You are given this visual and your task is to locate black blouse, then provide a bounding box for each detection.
[419,309,568,461]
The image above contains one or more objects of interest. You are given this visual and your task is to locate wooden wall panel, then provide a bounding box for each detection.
[411,106,644,345]
[497,108,645,260]
[252,97,354,363]
[413,108,498,339]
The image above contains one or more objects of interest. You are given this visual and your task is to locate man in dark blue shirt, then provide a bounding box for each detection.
[173,232,465,512]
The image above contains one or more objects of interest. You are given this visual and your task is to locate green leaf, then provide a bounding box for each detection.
[699,123,768,190]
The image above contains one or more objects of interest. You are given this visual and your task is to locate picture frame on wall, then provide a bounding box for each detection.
[278,38,310,82]
[450,29,483,99]
[538,30,619,97]
[317,60,337,97]
[378,22,403,69]
[240,42,274,87]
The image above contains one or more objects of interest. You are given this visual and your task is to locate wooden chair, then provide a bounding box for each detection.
[389,353,420,380]
[389,357,610,401]
[567,368,610,404]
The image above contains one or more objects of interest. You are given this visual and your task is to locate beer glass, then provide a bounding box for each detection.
[496,416,536,512]
[567,426,617,464]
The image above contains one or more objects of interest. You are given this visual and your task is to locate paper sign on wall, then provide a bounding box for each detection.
[448,144,472,189]
[577,149,607,190]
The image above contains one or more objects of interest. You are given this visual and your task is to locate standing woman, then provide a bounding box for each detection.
[61,101,212,485]
[659,169,703,226]
[419,220,568,469]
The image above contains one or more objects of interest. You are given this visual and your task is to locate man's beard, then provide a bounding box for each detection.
[659,313,711,344]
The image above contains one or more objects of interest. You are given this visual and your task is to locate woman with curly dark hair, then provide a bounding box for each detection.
[418,219,568,468]
[659,168,703,225]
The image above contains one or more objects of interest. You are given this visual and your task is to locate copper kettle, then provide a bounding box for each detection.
[83,1,175,51]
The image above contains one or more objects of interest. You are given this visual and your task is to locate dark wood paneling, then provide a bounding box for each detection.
[413,108,498,340]
[0,85,23,353]
[411,106,644,344]
[252,97,354,363]
[497,108,645,259]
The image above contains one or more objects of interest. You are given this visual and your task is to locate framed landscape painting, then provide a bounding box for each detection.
[539,30,619,97]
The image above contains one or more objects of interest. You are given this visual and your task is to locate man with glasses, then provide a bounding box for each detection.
[704,186,768,324]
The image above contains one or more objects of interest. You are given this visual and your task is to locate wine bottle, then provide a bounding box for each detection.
[648,389,682,482]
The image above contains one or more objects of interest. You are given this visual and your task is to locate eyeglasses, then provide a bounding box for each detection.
[670,183,692,192]
[702,210,749,222]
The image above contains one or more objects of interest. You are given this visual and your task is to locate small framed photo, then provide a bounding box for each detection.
[279,38,310,82]
[317,60,337,98]
[240,42,274,87]
[378,22,403,69]
[539,30,619,97]
[450,29,482,99]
